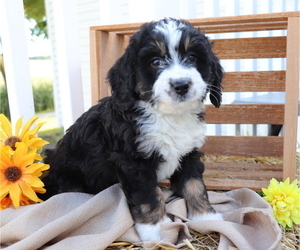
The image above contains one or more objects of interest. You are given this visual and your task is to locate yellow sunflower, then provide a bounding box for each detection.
[0,142,50,209]
[0,114,49,152]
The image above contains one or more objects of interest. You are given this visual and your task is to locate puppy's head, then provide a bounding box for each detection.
[107,18,223,112]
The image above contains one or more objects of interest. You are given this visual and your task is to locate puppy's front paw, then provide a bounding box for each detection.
[135,223,162,241]
[135,217,171,241]
[188,212,223,221]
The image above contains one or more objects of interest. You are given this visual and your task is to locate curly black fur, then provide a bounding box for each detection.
[40,18,223,241]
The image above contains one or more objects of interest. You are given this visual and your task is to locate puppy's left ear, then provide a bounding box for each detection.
[208,43,224,108]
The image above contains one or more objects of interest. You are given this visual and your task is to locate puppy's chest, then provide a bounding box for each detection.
[136,111,206,181]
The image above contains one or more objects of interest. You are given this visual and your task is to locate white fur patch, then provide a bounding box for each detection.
[135,222,162,242]
[189,212,223,221]
[136,18,207,182]
[136,101,206,182]
[155,19,186,64]
[153,64,208,106]
[153,19,208,107]
[135,217,171,242]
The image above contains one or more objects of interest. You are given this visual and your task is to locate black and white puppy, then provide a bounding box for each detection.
[41,18,224,241]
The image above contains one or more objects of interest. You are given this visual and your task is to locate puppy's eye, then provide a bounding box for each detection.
[187,55,196,63]
[151,58,162,67]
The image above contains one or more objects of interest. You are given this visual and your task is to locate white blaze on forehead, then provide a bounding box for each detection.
[151,20,208,111]
[154,19,186,63]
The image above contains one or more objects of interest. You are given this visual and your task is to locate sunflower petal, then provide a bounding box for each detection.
[9,182,21,209]
[0,114,12,137]
[0,130,8,146]
[1,196,12,210]
[19,180,42,202]
[0,183,9,200]
[23,163,50,175]
[34,154,43,161]
[19,196,32,206]
[26,137,49,150]
[20,116,39,138]
[30,139,49,149]
[32,186,46,194]
[23,122,47,139]
[0,147,12,168]
[18,150,37,168]
[21,174,45,188]
[15,117,23,136]
[11,142,27,166]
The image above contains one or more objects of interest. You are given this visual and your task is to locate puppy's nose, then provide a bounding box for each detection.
[170,78,191,96]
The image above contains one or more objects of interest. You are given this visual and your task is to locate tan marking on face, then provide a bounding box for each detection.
[155,40,167,55]
[184,35,191,52]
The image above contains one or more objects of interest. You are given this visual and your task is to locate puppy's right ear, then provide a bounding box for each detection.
[208,52,223,108]
[107,33,141,111]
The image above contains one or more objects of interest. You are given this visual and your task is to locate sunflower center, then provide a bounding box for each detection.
[4,136,21,150]
[4,166,22,182]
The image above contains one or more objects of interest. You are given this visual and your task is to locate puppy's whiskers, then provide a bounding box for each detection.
[208,85,222,92]
[207,85,221,105]
[141,90,153,95]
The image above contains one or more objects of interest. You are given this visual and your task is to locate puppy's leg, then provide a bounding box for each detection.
[170,151,223,221]
[117,167,169,241]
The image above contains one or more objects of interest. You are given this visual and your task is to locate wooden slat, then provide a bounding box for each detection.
[283,17,300,180]
[205,162,283,171]
[159,177,278,191]
[203,179,271,191]
[223,71,285,92]
[189,11,299,28]
[213,37,286,59]
[90,31,128,104]
[200,136,284,157]
[199,22,288,34]
[204,162,283,180]
[90,11,299,33]
[96,21,289,36]
[160,161,283,191]
[204,169,283,180]
[205,104,284,124]
[90,30,102,105]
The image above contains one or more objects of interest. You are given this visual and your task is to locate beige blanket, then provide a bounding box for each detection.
[0,184,282,250]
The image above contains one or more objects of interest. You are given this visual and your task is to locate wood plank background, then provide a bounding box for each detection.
[213,36,286,59]
[201,136,284,157]
[205,104,284,124]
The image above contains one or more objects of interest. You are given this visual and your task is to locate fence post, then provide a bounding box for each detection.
[0,0,35,124]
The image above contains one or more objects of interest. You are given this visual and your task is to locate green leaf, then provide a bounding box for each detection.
[23,0,48,38]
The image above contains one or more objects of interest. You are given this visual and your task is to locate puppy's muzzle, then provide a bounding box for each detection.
[170,78,192,96]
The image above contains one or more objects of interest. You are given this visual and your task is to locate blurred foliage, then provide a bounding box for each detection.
[23,0,48,38]
[32,81,54,112]
[0,80,54,117]
[0,83,10,119]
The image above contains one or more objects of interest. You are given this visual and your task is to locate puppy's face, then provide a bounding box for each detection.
[108,18,223,112]
[136,20,212,113]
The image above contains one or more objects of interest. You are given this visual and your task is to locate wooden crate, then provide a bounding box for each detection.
[90,12,300,191]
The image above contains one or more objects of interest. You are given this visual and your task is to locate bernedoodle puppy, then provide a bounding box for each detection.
[41,18,224,241]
